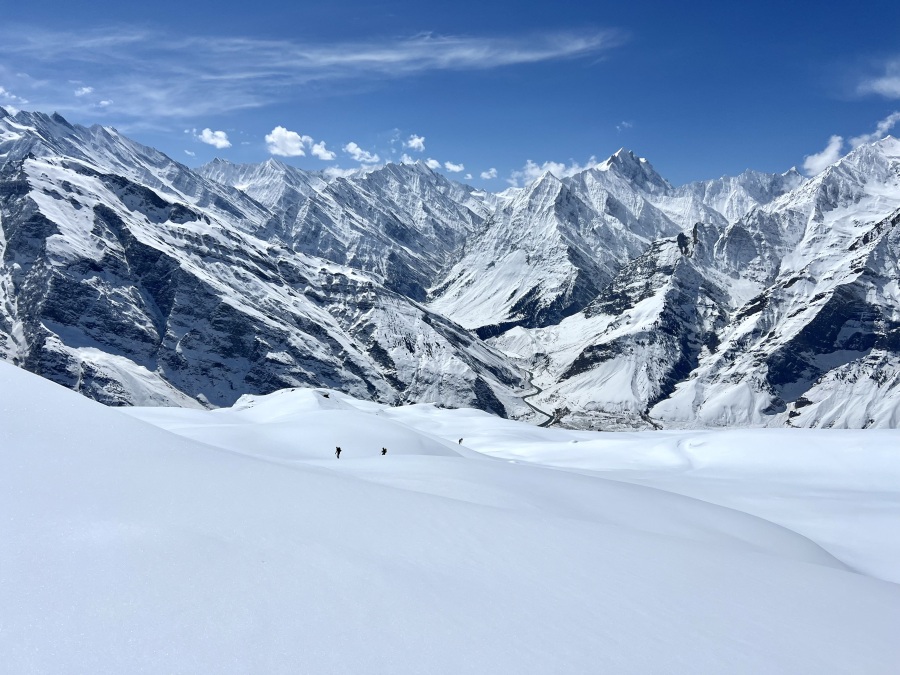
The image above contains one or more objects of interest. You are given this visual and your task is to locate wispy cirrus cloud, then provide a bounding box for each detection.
[849,111,900,147]
[857,57,900,99]
[0,25,625,122]
[0,85,28,105]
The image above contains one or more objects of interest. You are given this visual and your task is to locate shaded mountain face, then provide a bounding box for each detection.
[3,107,900,428]
[0,110,529,416]
[200,158,490,302]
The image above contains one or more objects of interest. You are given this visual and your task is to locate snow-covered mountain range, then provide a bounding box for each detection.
[2,107,900,428]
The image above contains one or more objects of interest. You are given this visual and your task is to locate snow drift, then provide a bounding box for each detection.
[3,361,899,673]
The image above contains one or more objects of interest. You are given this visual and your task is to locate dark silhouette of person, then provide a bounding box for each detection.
[381,447,387,456]
[458,438,463,444]
[335,446,342,459]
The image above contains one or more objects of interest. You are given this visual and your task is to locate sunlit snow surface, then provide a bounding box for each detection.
[3,361,899,673]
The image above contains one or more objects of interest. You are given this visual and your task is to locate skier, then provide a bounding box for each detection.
[335,446,342,459]
[458,438,463,445]
[381,447,387,456]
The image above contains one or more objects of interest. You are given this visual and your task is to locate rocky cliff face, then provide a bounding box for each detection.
[0,110,529,416]
[4,107,900,428]
[491,138,900,429]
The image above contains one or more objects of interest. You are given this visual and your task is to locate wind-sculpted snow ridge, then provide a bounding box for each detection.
[4,362,900,673]
[3,107,900,429]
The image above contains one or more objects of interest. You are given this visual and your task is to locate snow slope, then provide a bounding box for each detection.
[397,408,900,583]
[3,364,900,672]
[20,370,881,672]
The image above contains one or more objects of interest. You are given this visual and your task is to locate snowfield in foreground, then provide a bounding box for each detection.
[2,361,899,673]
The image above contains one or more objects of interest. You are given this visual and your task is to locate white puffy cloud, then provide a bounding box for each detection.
[404,134,425,152]
[264,126,336,159]
[399,153,415,163]
[74,86,94,97]
[184,150,196,157]
[800,114,900,176]
[480,167,498,179]
[343,141,380,163]
[311,140,336,160]
[444,161,464,172]
[507,157,599,186]
[425,158,441,169]
[323,166,360,179]
[616,120,634,132]
[195,127,232,149]
[858,58,900,99]
[803,135,844,176]
[98,99,112,107]
[464,173,472,180]
[849,111,900,148]
[265,126,311,156]
[0,86,27,104]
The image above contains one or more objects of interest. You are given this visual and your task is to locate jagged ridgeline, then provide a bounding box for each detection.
[2,108,900,428]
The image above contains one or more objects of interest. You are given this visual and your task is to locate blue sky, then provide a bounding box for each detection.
[2,0,900,186]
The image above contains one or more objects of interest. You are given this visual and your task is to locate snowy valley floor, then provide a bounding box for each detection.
[2,361,899,673]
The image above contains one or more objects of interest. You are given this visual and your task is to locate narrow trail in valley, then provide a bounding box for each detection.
[521,369,554,428]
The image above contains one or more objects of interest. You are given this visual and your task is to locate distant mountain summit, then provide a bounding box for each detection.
[3,108,900,428]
